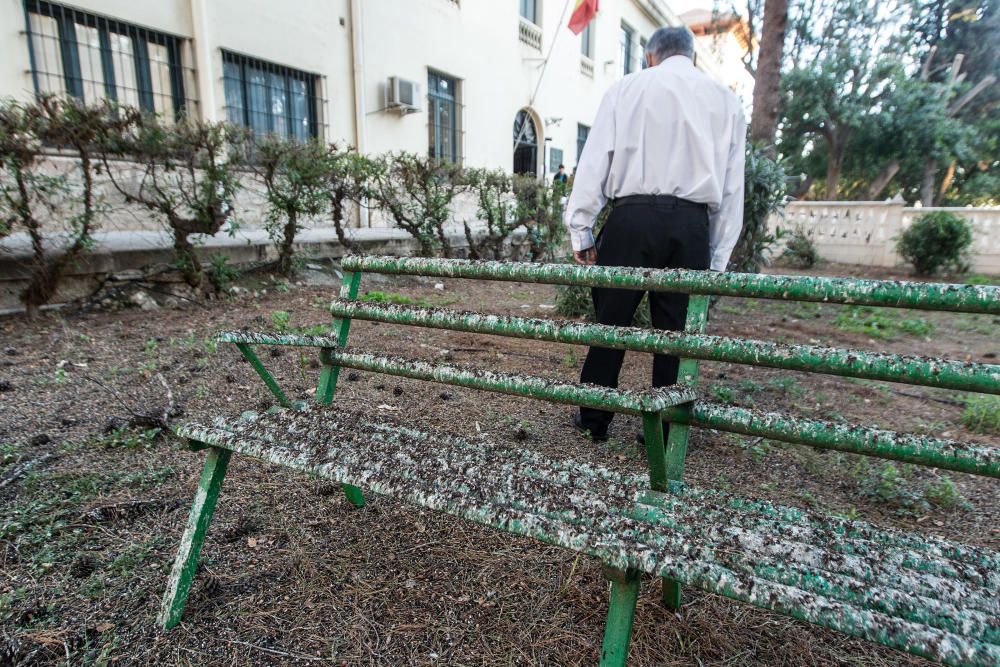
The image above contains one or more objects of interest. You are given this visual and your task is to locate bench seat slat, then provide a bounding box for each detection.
[217,330,342,348]
[176,409,1000,666]
[216,411,1000,581]
[207,414,1000,618]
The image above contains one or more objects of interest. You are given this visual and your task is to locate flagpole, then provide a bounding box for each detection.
[513,0,574,154]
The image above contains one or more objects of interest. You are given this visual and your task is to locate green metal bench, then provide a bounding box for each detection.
[160,256,1000,666]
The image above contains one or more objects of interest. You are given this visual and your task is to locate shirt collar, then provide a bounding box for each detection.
[658,55,694,69]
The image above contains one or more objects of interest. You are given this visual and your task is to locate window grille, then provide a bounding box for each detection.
[23,0,196,117]
[428,71,460,164]
[222,51,325,140]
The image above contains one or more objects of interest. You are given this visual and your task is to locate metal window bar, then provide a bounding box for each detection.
[22,0,196,118]
[221,50,325,140]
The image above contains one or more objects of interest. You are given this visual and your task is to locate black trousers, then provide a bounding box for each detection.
[578,197,710,436]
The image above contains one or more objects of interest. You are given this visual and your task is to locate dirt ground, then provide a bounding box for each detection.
[1,260,998,666]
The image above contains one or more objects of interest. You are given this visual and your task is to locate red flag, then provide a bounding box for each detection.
[568,0,598,35]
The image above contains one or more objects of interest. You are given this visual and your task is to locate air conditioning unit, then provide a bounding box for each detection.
[387,76,421,114]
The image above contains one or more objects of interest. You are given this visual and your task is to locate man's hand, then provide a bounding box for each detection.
[573,247,597,266]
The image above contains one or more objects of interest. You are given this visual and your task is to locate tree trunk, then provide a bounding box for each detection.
[749,0,789,151]
[864,159,900,200]
[330,187,353,251]
[277,210,298,276]
[825,155,842,201]
[920,159,937,207]
[936,160,956,205]
[172,226,203,288]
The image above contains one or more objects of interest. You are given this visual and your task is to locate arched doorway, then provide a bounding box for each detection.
[513,109,539,176]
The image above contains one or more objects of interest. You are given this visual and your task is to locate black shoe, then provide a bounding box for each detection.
[573,410,608,442]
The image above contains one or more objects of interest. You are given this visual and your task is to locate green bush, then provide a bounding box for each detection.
[554,281,652,328]
[780,227,819,268]
[962,395,1000,435]
[250,135,332,276]
[207,254,240,292]
[270,310,291,332]
[514,175,567,262]
[896,211,973,275]
[728,143,787,273]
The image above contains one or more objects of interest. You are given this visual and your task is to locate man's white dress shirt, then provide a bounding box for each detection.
[565,55,747,271]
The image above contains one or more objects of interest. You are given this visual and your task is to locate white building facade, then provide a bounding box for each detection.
[1,0,727,195]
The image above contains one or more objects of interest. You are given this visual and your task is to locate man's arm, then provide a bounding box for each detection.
[708,104,747,271]
[564,85,617,264]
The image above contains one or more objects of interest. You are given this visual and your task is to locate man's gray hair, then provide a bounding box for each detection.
[645,26,695,62]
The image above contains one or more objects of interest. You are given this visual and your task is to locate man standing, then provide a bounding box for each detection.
[566,26,746,442]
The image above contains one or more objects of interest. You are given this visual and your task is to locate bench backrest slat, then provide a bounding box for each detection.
[328,298,1000,395]
[320,348,697,414]
[342,256,1000,315]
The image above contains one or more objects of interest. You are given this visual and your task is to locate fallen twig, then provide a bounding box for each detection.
[80,372,176,430]
[0,453,54,489]
[217,638,327,662]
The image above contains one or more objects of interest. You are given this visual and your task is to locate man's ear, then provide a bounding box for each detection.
[646,53,654,68]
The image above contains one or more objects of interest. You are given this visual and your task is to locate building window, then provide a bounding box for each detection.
[577,123,590,162]
[513,109,538,176]
[520,0,537,24]
[222,51,319,140]
[23,0,190,116]
[640,37,648,69]
[581,21,593,58]
[620,22,634,76]
[428,71,459,164]
[549,147,563,173]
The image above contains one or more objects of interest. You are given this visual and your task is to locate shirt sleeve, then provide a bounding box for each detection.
[708,103,747,271]
[564,85,617,252]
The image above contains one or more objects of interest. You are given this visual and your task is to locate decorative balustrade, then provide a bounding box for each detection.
[770,202,1000,273]
[580,56,595,78]
[518,17,542,50]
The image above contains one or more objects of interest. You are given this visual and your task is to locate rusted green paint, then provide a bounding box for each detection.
[235,343,291,408]
[321,349,695,414]
[666,402,1000,478]
[641,412,668,492]
[340,255,1000,315]
[175,409,1000,666]
[599,566,641,667]
[315,271,365,508]
[219,331,342,348]
[183,411,1000,606]
[328,299,1000,394]
[316,271,363,406]
[661,294,710,609]
[158,447,231,629]
[169,255,1000,661]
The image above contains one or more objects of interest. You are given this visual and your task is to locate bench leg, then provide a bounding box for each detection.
[660,420,692,610]
[599,566,641,667]
[158,446,232,630]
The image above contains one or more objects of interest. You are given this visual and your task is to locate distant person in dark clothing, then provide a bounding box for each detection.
[553,164,569,185]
